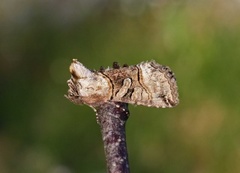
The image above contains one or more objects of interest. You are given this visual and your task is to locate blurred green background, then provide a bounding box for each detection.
[1,0,240,173]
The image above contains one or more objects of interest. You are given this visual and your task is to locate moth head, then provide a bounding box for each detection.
[66,59,112,107]
[69,59,93,81]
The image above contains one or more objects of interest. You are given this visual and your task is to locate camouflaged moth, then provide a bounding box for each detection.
[66,59,179,108]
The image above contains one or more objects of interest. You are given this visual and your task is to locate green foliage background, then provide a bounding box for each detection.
[1,0,240,173]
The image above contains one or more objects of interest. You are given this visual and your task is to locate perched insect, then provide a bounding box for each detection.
[66,59,179,108]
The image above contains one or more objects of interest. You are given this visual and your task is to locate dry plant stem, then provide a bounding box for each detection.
[95,101,130,173]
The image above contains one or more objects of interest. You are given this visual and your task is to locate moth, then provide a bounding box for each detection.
[66,59,179,108]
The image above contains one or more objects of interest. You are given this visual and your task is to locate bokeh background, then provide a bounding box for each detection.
[1,0,240,173]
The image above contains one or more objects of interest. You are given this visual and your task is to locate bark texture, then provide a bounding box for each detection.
[95,101,130,173]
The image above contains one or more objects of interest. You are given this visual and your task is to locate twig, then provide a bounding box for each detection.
[65,59,179,173]
[95,101,130,173]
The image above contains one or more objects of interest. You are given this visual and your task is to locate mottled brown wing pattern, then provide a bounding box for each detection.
[66,59,179,108]
[100,61,179,108]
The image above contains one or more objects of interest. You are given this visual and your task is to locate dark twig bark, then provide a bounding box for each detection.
[95,101,130,173]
